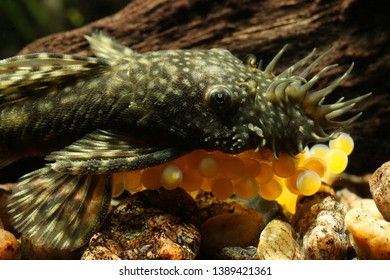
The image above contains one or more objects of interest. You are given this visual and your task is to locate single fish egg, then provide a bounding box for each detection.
[258,178,283,201]
[272,153,297,178]
[234,176,259,200]
[296,170,322,196]
[160,164,183,190]
[325,148,348,174]
[181,168,203,192]
[141,167,163,190]
[123,171,142,191]
[302,156,328,178]
[220,156,245,179]
[198,155,220,178]
[329,132,354,155]
[210,177,234,200]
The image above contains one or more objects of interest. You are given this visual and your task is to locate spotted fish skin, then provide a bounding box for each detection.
[0,54,111,164]
[1,34,369,250]
[0,40,262,173]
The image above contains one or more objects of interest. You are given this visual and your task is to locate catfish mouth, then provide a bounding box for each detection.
[204,124,262,154]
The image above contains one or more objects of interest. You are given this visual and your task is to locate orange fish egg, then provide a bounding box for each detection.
[220,156,245,179]
[255,161,274,184]
[302,156,327,178]
[198,155,220,178]
[272,153,297,178]
[284,167,308,195]
[181,168,203,192]
[241,157,261,177]
[234,176,260,200]
[123,171,142,191]
[258,178,283,201]
[141,167,163,190]
[210,177,234,200]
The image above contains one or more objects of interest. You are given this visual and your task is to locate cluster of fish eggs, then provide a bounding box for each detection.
[112,133,354,214]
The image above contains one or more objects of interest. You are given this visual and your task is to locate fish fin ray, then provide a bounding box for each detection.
[0,53,110,105]
[7,166,111,250]
[46,129,188,174]
[85,32,136,60]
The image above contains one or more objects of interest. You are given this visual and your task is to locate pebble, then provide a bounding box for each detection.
[345,208,390,259]
[350,198,384,219]
[257,219,301,260]
[191,191,265,257]
[369,161,390,221]
[0,228,19,260]
[82,188,200,260]
[293,195,349,259]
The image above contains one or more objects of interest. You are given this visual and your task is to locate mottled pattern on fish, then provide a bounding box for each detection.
[0,34,370,250]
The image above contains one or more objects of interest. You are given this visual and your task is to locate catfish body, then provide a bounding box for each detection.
[0,34,369,250]
[0,51,234,168]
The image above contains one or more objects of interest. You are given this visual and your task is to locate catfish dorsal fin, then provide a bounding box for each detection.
[85,32,136,60]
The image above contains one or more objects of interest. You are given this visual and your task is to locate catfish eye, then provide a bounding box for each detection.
[206,86,233,110]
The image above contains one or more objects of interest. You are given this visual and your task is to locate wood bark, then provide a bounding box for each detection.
[18,0,390,176]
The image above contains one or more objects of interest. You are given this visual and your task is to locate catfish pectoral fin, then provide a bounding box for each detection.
[7,166,111,251]
[46,129,188,174]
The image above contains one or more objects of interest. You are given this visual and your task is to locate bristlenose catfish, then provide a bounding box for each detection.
[0,34,370,250]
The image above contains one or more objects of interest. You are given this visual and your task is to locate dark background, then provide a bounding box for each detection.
[0,0,129,58]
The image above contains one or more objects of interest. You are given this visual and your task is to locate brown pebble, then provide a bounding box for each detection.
[369,161,390,221]
[200,213,262,256]
[0,228,19,260]
[191,191,264,257]
[82,188,200,260]
[293,195,349,260]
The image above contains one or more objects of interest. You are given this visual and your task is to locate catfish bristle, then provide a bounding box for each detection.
[300,47,334,78]
[253,46,370,156]
[278,48,316,78]
[263,45,288,77]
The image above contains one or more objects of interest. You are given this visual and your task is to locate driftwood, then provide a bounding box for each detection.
[18,0,389,176]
